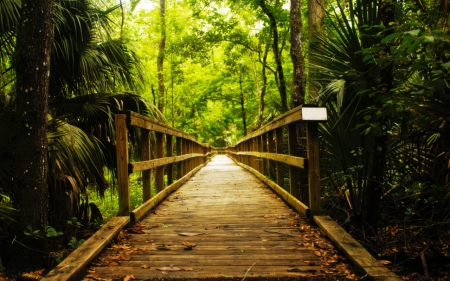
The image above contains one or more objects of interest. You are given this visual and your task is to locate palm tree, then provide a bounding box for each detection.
[0,0,163,232]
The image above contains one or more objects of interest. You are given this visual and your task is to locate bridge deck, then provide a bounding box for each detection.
[83,156,356,280]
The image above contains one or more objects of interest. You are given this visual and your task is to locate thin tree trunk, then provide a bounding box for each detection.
[258,44,269,127]
[239,70,247,135]
[157,0,166,114]
[258,0,288,112]
[12,0,53,255]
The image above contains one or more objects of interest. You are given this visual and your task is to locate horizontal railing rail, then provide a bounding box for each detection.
[227,105,327,217]
[115,111,211,221]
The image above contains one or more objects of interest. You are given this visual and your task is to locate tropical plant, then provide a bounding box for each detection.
[0,0,163,233]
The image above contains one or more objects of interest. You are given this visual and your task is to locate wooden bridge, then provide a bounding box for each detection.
[42,106,401,281]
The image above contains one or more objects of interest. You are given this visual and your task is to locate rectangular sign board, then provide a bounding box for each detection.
[302,107,327,122]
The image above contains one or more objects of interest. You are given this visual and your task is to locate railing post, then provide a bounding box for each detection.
[275,128,284,188]
[176,137,183,179]
[141,129,151,201]
[268,131,276,180]
[288,123,302,200]
[306,122,322,215]
[262,133,268,176]
[115,113,130,216]
[167,135,173,186]
[155,132,164,192]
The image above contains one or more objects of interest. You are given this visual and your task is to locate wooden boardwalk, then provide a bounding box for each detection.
[83,156,357,280]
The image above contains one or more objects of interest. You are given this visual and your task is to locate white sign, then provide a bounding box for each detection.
[302,107,327,121]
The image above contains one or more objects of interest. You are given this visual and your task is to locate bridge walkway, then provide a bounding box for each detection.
[83,156,357,280]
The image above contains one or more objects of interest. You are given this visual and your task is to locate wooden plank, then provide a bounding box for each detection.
[130,153,204,172]
[127,111,203,145]
[236,106,303,144]
[131,163,205,222]
[233,161,310,218]
[84,156,360,281]
[236,152,307,169]
[288,123,301,199]
[115,114,130,216]
[167,135,174,185]
[314,216,401,280]
[275,128,284,188]
[42,216,129,281]
[306,122,322,216]
[141,129,151,201]
[155,132,165,192]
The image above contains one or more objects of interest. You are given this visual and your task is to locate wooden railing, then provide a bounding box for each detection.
[212,147,227,155]
[227,105,327,217]
[115,111,211,221]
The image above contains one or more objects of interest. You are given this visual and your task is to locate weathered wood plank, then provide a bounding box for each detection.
[85,156,356,281]
[131,163,206,222]
[236,152,307,169]
[42,216,129,281]
[130,153,205,172]
[115,114,130,216]
[314,216,402,280]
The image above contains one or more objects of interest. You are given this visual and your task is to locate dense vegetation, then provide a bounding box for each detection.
[0,0,448,279]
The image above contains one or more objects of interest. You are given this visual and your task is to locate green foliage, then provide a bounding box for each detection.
[23,225,42,240]
[45,226,64,238]
[68,236,85,249]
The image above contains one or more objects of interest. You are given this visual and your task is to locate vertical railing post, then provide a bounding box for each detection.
[306,122,322,215]
[275,128,284,189]
[268,130,276,180]
[176,137,182,180]
[167,135,173,186]
[115,113,130,216]
[155,132,164,192]
[141,129,151,202]
[288,123,301,200]
[262,133,268,176]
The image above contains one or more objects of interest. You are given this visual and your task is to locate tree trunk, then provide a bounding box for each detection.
[239,70,247,135]
[157,0,166,114]
[290,0,309,202]
[12,0,53,253]
[258,0,288,112]
[362,0,395,230]
[258,44,269,127]
[290,0,306,107]
[308,0,325,99]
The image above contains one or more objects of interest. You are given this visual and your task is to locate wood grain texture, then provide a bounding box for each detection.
[84,156,357,280]
[42,216,130,281]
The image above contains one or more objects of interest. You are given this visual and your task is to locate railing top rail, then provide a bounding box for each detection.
[117,110,209,147]
[235,105,326,145]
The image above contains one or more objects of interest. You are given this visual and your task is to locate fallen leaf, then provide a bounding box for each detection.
[120,251,131,261]
[379,260,392,265]
[157,244,171,250]
[141,264,150,269]
[123,274,135,281]
[157,267,182,271]
[314,250,322,257]
[179,232,204,236]
[182,241,196,247]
